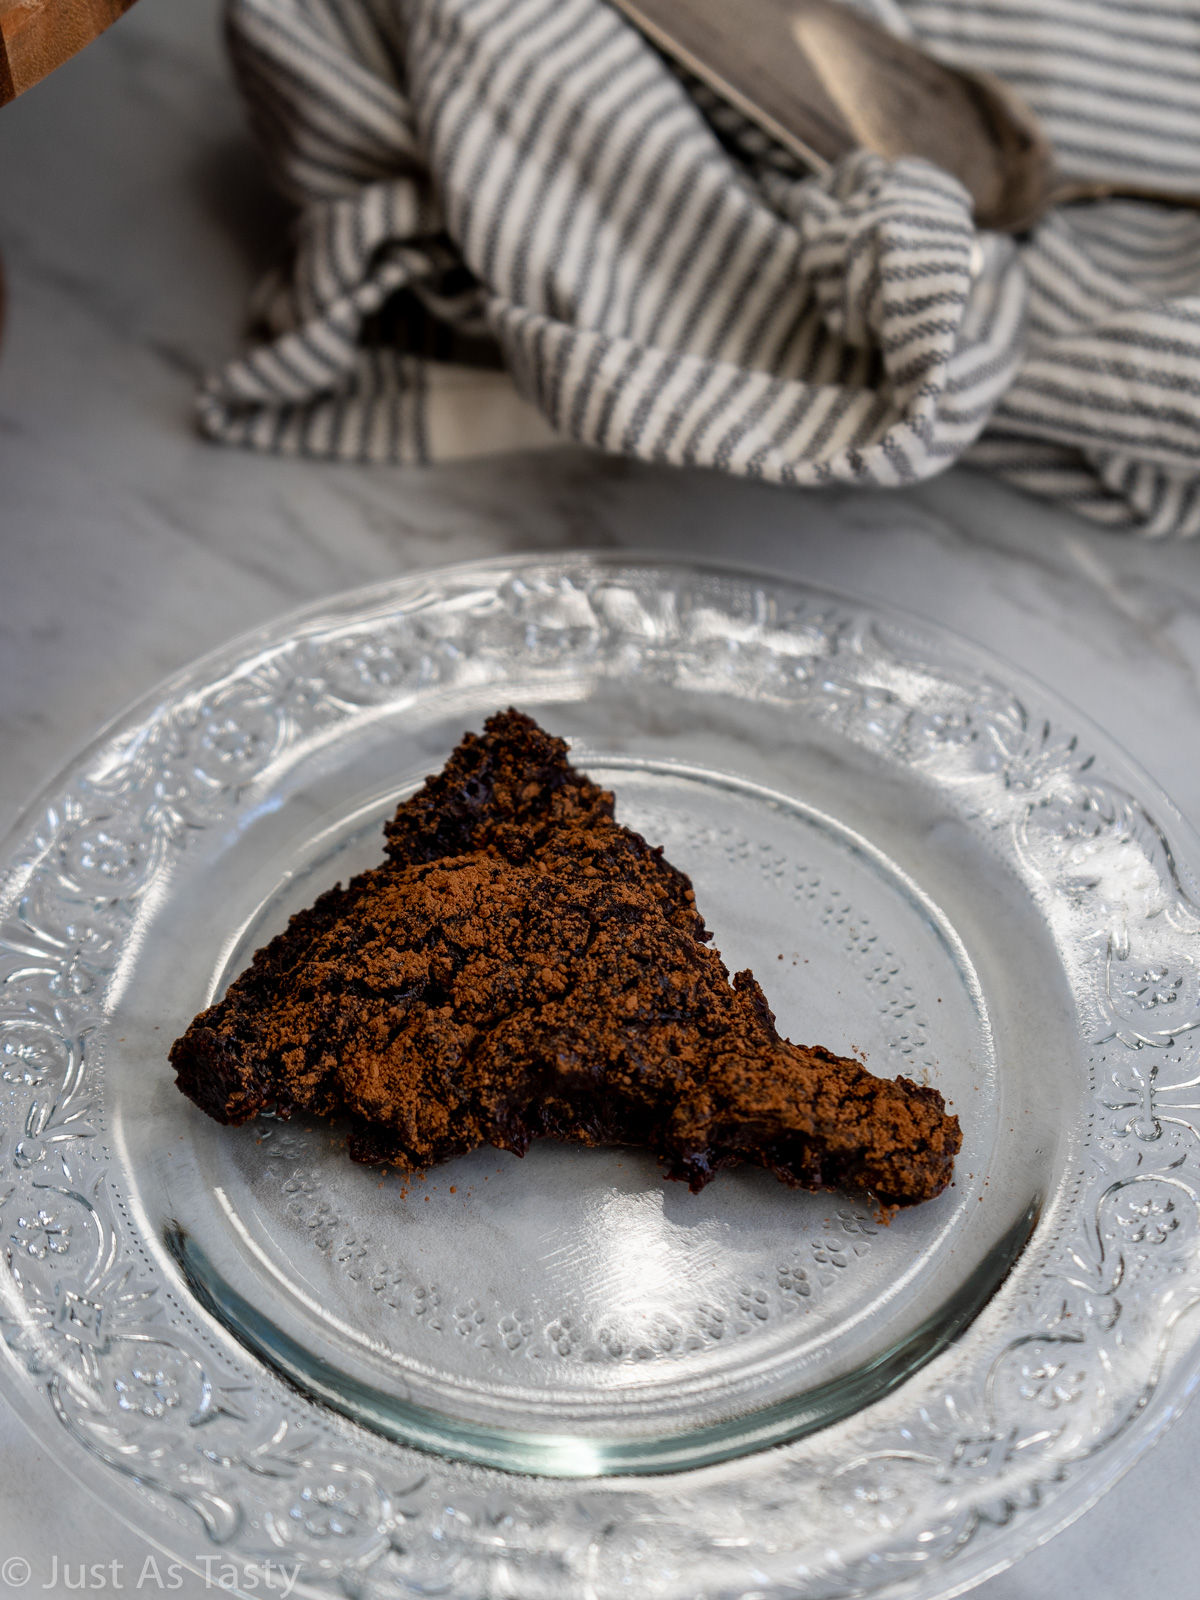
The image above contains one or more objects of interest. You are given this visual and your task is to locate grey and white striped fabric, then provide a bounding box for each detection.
[199,0,1200,537]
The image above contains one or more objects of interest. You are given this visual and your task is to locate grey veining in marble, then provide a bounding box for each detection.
[1,2,1200,1594]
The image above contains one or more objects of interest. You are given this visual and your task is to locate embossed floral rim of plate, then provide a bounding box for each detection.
[3,553,1200,1600]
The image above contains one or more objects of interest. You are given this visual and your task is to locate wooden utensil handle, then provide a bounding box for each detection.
[1051,179,1200,213]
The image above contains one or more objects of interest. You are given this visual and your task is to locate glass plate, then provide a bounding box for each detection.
[3,554,1200,1600]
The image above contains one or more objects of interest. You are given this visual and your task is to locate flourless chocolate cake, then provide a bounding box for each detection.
[170,710,961,1204]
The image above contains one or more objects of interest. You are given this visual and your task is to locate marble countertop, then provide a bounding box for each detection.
[2,1,1200,1594]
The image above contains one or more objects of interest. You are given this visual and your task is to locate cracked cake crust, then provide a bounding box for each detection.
[170,709,961,1205]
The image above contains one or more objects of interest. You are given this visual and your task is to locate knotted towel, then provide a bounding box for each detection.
[199,0,1200,538]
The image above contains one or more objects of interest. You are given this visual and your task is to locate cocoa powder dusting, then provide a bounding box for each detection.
[170,710,961,1204]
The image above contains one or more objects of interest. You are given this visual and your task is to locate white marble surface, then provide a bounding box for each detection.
[2,1,1200,1594]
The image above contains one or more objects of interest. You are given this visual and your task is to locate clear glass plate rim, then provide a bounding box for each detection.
[4,546,1197,873]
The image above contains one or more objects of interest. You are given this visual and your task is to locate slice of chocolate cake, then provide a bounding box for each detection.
[171,710,961,1204]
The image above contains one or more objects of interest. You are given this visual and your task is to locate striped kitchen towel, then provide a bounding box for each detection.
[198,0,1200,537]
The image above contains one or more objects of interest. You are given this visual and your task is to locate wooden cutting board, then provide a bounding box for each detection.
[1,0,137,104]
